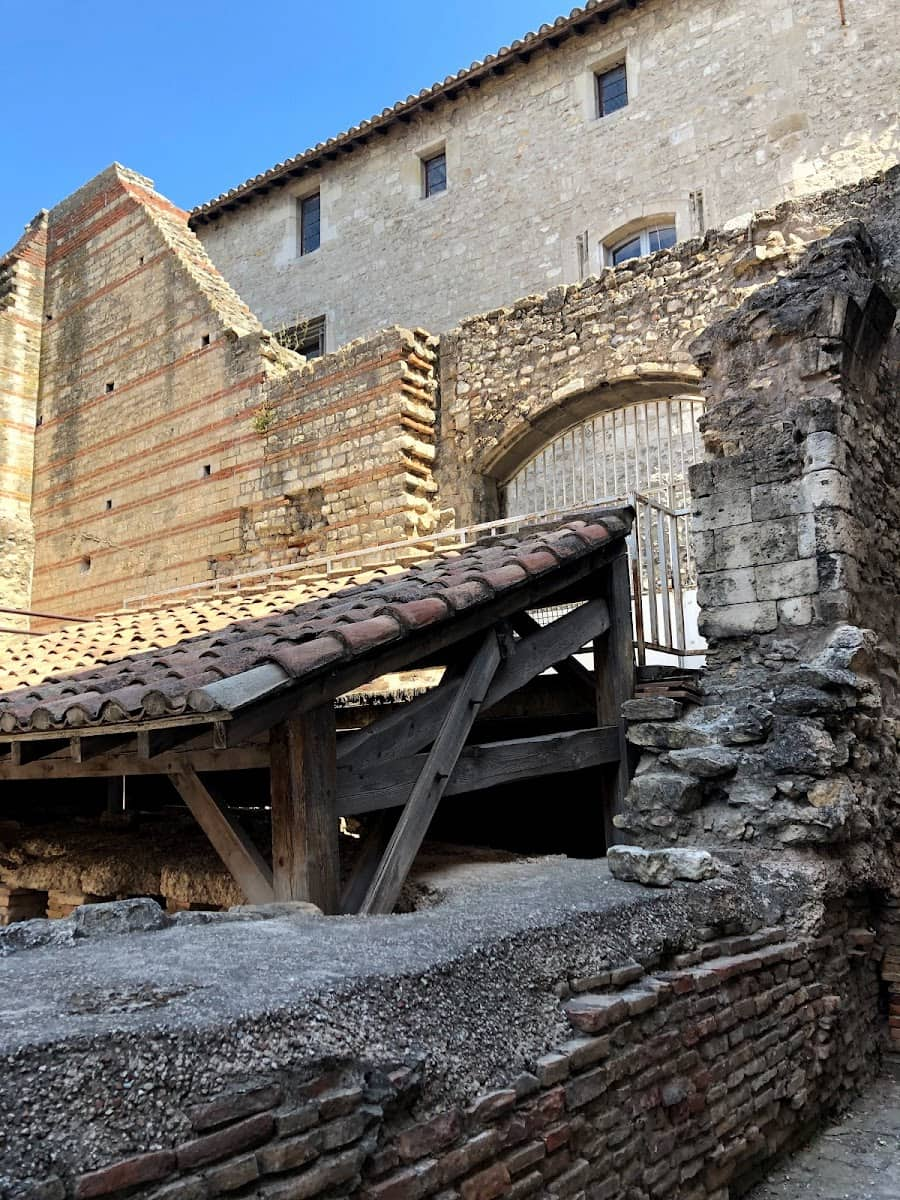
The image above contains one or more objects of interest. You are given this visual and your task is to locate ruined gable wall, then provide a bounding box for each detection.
[436,167,900,529]
[195,0,899,348]
[18,167,438,616]
[618,223,900,872]
[0,215,46,621]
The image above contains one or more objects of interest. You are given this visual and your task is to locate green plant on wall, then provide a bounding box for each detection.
[252,401,276,436]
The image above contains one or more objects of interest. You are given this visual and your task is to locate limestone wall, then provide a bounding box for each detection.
[436,168,900,530]
[618,222,900,867]
[194,0,900,348]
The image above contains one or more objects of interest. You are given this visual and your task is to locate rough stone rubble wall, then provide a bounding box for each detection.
[4,900,882,1200]
[194,0,900,347]
[0,214,46,621]
[14,166,438,615]
[618,221,900,867]
[436,168,900,530]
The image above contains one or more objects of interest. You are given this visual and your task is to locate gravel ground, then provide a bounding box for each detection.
[748,1057,900,1200]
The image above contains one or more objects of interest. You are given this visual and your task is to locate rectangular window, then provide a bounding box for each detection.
[299,193,321,255]
[276,315,326,359]
[423,151,447,197]
[596,64,628,117]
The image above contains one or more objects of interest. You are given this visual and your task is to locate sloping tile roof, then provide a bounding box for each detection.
[0,512,630,735]
[190,0,633,224]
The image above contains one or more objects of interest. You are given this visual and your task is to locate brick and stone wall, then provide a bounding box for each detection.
[6,166,438,617]
[0,885,882,1200]
[616,220,900,871]
[0,213,46,620]
[194,0,900,348]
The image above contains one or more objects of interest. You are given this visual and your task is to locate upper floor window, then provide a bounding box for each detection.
[423,151,447,197]
[276,315,326,359]
[596,64,628,118]
[608,223,676,266]
[299,193,321,256]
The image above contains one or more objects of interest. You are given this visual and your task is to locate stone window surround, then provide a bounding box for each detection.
[600,210,681,268]
[417,139,449,200]
[579,44,632,125]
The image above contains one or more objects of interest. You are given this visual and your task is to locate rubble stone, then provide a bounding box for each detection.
[606,846,722,887]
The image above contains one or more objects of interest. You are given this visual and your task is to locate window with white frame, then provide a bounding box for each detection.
[606,222,676,266]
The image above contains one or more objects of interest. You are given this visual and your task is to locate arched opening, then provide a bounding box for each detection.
[501,395,706,665]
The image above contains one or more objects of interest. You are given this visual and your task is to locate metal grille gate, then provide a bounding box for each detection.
[503,398,706,664]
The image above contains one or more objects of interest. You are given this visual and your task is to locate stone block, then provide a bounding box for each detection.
[626,771,702,814]
[460,1163,511,1200]
[754,557,818,601]
[71,898,168,938]
[697,567,758,607]
[701,600,779,637]
[177,1113,275,1171]
[665,746,739,778]
[187,1083,283,1131]
[75,1152,176,1199]
[621,697,683,721]
[714,519,798,570]
[607,845,722,887]
[563,994,628,1034]
[398,1109,462,1162]
[439,1131,499,1183]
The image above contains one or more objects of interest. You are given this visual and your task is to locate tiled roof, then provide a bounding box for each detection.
[0,512,630,735]
[190,0,633,224]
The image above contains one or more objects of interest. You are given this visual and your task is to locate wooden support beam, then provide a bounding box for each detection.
[169,766,274,905]
[358,630,502,916]
[339,596,610,774]
[594,553,635,848]
[269,704,339,913]
[509,610,596,697]
[9,739,67,766]
[0,745,268,781]
[337,726,619,816]
[72,734,135,762]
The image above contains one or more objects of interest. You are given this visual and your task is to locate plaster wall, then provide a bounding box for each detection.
[194,0,900,348]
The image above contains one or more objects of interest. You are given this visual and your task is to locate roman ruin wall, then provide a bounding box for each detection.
[0,874,884,1200]
[194,0,900,347]
[0,214,46,620]
[11,166,438,617]
[436,167,900,530]
[616,220,900,875]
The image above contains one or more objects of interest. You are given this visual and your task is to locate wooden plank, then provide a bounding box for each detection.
[337,726,619,815]
[339,596,610,774]
[72,734,135,763]
[593,553,635,848]
[509,610,596,696]
[0,746,269,782]
[169,765,274,904]
[358,631,502,915]
[269,704,339,913]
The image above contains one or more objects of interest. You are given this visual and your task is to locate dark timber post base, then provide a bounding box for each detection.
[594,552,636,849]
[270,704,340,914]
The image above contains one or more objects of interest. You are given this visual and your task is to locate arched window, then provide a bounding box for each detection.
[605,221,677,267]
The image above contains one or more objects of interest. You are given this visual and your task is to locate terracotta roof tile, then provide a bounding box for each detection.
[0,510,631,735]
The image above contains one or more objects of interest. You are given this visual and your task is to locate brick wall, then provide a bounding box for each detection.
[7,904,882,1200]
[0,213,46,620]
[13,167,438,616]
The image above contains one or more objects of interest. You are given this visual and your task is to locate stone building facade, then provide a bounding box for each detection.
[191,0,900,350]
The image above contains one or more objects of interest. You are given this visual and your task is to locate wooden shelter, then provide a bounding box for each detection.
[0,511,635,915]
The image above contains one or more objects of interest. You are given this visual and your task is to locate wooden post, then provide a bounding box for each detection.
[594,553,636,849]
[269,704,339,914]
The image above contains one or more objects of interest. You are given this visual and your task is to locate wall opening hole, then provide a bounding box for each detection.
[105,499,113,510]
[202,464,212,477]
[45,313,53,322]
[201,334,210,347]
[35,415,43,428]
[139,256,144,265]
[105,382,115,394]
[79,556,92,574]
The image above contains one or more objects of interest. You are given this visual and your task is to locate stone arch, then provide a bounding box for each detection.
[480,366,703,491]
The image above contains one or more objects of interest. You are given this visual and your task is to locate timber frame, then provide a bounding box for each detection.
[0,532,635,915]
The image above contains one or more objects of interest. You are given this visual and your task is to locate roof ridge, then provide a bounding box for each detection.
[189,0,634,225]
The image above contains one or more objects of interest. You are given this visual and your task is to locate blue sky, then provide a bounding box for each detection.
[2,0,562,250]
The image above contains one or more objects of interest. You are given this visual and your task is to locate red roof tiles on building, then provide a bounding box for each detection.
[0,512,630,735]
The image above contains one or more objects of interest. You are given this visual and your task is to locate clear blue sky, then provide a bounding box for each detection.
[2,0,562,250]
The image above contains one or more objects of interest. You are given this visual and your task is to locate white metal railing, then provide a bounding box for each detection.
[121,493,702,665]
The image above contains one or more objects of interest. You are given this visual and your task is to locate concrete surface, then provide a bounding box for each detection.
[748,1057,900,1200]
